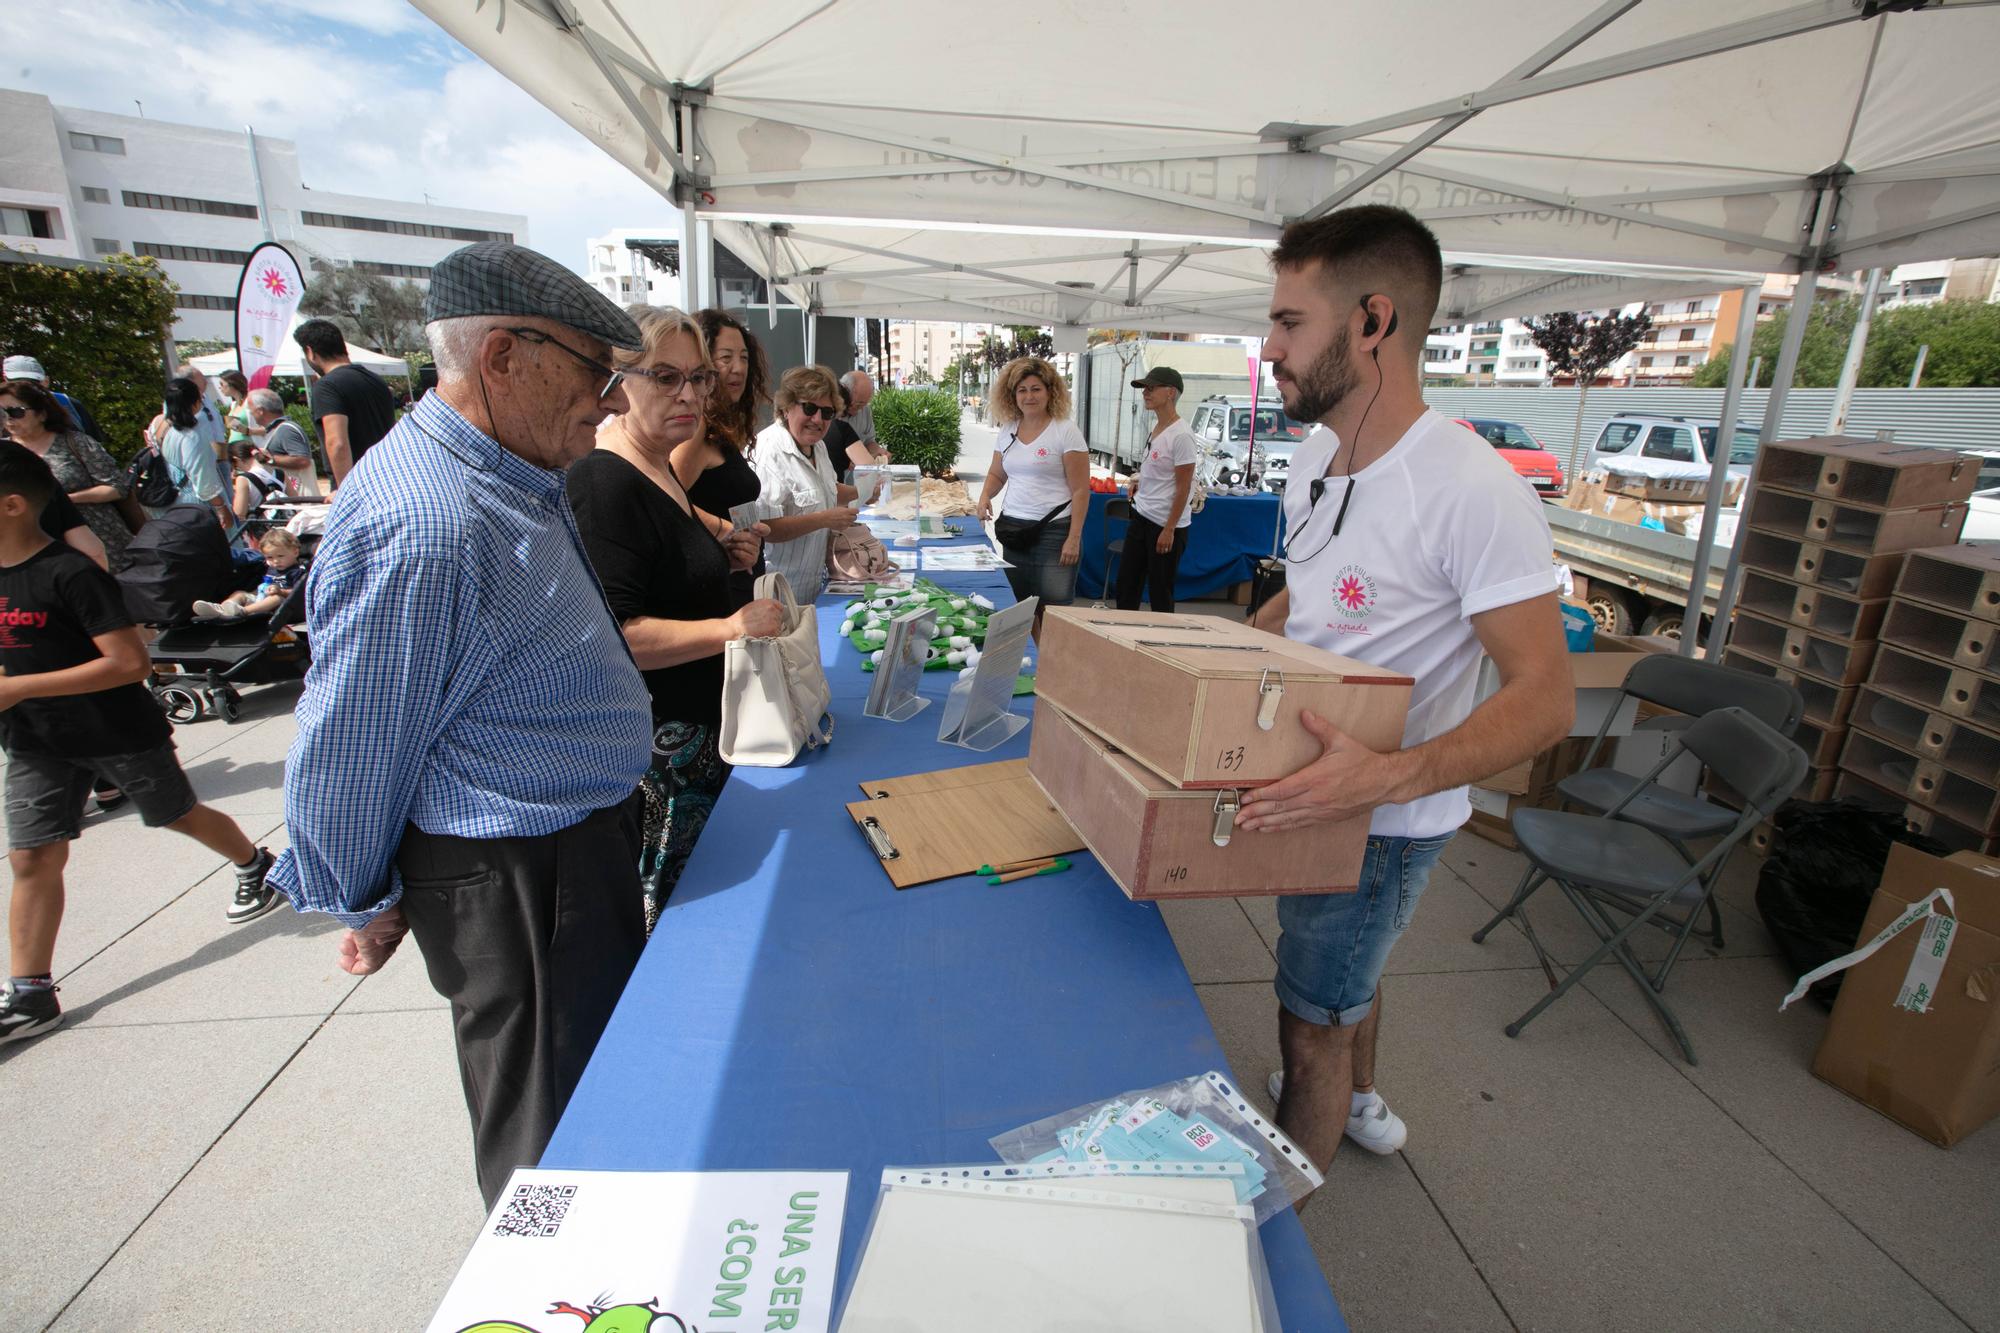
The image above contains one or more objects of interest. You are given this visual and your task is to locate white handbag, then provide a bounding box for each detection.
[719,571,835,767]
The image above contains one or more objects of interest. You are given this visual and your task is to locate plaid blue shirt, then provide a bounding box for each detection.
[267,392,653,926]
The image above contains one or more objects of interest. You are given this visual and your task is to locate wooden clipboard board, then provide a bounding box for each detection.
[848,760,1084,889]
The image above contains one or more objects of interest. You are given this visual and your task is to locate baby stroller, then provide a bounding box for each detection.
[119,506,313,723]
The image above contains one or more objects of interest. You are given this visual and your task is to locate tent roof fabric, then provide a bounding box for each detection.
[416,0,2000,303]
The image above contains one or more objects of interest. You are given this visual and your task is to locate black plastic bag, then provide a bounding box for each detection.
[1756,799,1946,1009]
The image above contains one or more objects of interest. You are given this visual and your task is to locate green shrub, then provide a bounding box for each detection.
[872,387,962,476]
[0,250,177,462]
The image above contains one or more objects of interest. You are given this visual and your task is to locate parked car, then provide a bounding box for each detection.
[1589,411,1760,482]
[1963,454,2000,541]
[1454,417,1566,498]
[1189,396,1311,491]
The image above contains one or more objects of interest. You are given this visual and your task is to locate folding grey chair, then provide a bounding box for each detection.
[1473,654,1802,965]
[1494,707,1808,1064]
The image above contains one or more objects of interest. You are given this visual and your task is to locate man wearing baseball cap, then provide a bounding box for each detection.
[266,242,656,1206]
[1119,365,1200,611]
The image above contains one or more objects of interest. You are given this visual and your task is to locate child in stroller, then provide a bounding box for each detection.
[125,518,314,724]
[191,527,304,621]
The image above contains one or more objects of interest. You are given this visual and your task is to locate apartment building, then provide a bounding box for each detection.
[884,320,993,385]
[0,89,526,341]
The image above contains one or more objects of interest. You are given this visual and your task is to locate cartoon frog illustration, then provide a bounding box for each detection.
[457,1295,694,1332]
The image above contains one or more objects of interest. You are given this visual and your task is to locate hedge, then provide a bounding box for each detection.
[872,386,962,477]
[0,250,177,463]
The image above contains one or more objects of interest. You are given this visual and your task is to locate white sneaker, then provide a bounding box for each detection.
[190,600,227,621]
[1266,1072,1409,1155]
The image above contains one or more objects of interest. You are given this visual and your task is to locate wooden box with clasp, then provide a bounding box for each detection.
[1033,606,1414,790]
[1027,608,1413,899]
[1028,701,1377,899]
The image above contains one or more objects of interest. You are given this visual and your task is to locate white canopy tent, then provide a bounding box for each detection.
[705,219,1760,336]
[187,340,412,383]
[413,0,2000,276]
[414,0,2000,653]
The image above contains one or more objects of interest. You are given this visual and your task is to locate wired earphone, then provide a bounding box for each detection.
[1284,294,1396,565]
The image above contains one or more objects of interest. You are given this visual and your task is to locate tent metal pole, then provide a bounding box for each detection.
[1829,267,1885,432]
[678,104,704,314]
[1680,284,1761,657]
[1909,344,1929,387]
[1702,264,1822,661]
[1300,0,1640,219]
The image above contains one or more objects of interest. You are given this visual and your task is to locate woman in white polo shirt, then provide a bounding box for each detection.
[976,356,1089,632]
[750,364,859,597]
[1116,366,1199,612]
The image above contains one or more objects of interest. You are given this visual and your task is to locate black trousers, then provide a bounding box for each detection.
[1115,512,1189,613]
[396,797,645,1209]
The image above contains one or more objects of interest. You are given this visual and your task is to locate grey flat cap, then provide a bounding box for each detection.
[423,242,642,351]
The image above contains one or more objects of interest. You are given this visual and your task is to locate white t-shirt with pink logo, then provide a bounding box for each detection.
[1133,420,1200,528]
[1281,409,1559,838]
[996,418,1088,521]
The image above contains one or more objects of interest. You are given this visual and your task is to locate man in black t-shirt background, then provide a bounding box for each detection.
[0,443,281,1046]
[294,318,398,486]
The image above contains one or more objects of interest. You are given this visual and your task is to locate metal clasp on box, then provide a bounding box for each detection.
[1257,668,1285,732]
[1212,791,1240,847]
[860,816,899,861]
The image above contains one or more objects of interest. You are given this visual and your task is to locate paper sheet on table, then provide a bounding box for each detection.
[838,1170,1265,1332]
[921,545,1012,571]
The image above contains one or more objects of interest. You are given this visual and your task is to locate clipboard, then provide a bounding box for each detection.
[848,761,1084,889]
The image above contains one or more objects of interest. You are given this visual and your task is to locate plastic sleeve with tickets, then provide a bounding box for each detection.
[987,1069,1324,1227]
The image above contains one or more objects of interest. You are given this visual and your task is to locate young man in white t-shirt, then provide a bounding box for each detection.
[1239,206,1574,1180]
[1116,365,1200,612]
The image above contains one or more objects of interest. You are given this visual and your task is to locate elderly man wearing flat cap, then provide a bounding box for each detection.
[266,242,655,1206]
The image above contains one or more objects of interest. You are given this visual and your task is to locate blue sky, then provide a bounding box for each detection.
[9,0,668,272]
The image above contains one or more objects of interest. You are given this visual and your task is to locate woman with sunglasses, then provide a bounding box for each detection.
[673,308,771,606]
[0,379,133,573]
[568,306,776,931]
[750,365,860,599]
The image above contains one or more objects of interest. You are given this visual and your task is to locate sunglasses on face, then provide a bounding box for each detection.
[626,365,719,395]
[795,401,839,420]
[505,326,624,401]
[0,406,26,419]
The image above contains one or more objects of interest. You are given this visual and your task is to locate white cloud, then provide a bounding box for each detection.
[9,0,671,272]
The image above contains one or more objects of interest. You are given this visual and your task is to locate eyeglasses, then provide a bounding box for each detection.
[505,327,624,401]
[0,406,26,420]
[794,401,840,420]
[626,365,719,396]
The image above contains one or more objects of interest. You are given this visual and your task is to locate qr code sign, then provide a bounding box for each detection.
[494,1183,578,1238]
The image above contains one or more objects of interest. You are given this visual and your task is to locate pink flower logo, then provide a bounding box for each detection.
[1336,575,1369,611]
[258,266,291,298]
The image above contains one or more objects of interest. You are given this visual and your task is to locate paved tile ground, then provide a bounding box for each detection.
[4,421,1994,1329]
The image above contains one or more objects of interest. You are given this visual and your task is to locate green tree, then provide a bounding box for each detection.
[0,249,177,461]
[298,261,428,355]
[1687,296,1859,388]
[1861,300,2000,387]
[872,386,962,476]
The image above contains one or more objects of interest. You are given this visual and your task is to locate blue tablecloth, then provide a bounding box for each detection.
[1076,490,1286,601]
[542,536,1344,1331]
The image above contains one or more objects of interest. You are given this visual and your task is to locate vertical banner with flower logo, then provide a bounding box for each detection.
[233,242,305,391]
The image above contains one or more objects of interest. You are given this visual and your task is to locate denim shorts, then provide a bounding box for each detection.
[1274,832,1453,1026]
[997,517,1079,607]
[5,743,197,849]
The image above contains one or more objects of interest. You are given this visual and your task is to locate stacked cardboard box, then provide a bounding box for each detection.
[1028,608,1413,901]
[1720,437,1979,804]
[1833,542,2000,854]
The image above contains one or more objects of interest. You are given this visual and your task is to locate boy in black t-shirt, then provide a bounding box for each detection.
[0,444,280,1046]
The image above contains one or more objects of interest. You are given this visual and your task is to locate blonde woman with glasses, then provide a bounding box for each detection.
[567,305,775,930]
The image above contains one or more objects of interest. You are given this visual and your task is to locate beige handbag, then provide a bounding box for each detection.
[719,571,834,767]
